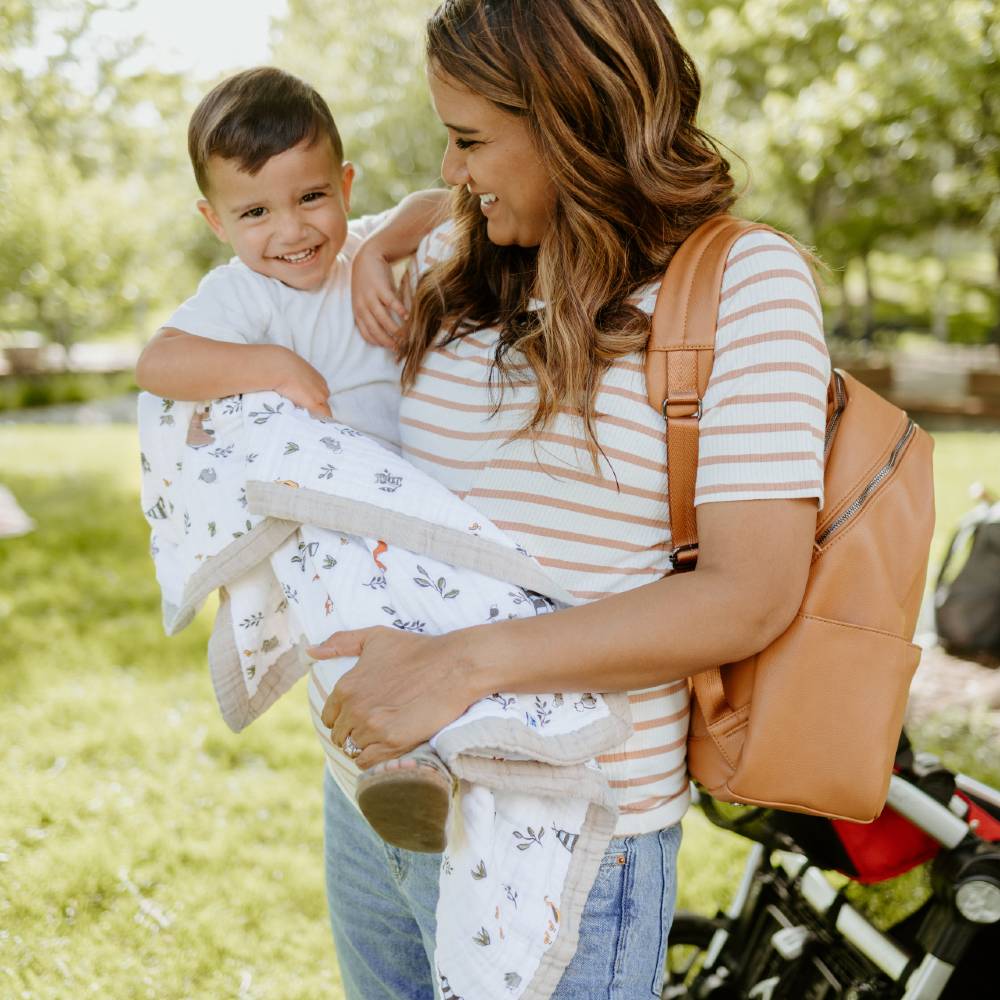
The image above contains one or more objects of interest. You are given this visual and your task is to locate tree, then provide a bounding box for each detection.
[0,0,219,347]
[271,0,444,215]
[674,0,999,340]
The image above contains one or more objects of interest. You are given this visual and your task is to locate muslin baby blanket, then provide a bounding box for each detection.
[138,390,633,1000]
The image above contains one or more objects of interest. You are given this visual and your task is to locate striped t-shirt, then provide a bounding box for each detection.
[399,224,830,835]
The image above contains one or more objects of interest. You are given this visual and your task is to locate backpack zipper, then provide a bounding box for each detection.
[824,370,847,457]
[816,419,916,546]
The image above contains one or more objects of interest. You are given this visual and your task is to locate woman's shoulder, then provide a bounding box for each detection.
[415,218,458,277]
[630,227,818,315]
[715,227,825,349]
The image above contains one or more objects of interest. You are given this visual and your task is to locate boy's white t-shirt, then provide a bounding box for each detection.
[165,212,402,451]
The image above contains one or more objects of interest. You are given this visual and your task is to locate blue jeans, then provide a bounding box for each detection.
[323,768,681,1000]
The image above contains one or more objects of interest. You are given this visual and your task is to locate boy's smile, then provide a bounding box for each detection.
[198,137,355,291]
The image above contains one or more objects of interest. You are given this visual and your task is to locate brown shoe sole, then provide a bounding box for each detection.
[356,763,452,854]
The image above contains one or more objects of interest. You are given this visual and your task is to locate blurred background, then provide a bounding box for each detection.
[1,2,998,998]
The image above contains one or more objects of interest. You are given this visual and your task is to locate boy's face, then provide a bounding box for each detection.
[198,136,354,291]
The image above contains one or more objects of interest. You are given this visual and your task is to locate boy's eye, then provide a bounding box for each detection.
[301,191,326,203]
[454,137,479,150]
[241,207,266,219]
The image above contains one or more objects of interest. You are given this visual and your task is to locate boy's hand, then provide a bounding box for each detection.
[352,238,408,350]
[272,347,332,419]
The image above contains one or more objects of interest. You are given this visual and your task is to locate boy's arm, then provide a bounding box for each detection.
[135,330,332,418]
[351,189,450,348]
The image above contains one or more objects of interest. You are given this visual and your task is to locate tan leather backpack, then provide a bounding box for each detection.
[646,215,935,823]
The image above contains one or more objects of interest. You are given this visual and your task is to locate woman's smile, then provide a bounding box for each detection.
[429,67,555,247]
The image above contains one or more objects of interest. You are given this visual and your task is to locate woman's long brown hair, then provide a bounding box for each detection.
[404,0,737,457]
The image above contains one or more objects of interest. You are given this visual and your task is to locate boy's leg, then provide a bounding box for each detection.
[324,767,442,1000]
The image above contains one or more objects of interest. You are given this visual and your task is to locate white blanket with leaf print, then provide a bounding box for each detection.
[137,390,633,1000]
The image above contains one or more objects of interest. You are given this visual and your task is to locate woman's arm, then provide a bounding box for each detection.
[135,329,333,417]
[313,496,816,767]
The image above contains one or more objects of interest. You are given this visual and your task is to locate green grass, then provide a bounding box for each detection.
[1,424,998,996]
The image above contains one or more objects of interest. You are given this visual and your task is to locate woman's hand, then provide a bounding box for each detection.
[310,626,479,769]
[351,238,409,349]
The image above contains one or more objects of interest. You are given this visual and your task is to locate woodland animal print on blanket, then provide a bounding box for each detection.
[138,391,633,1000]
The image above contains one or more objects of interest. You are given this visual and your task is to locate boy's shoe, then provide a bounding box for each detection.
[356,742,454,854]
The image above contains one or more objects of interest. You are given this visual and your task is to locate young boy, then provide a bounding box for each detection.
[136,65,442,450]
[136,66,452,852]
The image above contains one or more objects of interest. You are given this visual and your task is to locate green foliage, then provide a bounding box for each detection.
[0,370,137,411]
[2,0,998,352]
[272,0,443,215]
[673,0,1000,338]
[0,1,222,348]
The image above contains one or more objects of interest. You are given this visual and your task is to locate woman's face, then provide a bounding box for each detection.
[428,68,556,248]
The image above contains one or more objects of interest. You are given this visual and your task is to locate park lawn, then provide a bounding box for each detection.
[1,422,999,999]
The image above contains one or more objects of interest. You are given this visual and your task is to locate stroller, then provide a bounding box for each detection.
[664,732,1000,999]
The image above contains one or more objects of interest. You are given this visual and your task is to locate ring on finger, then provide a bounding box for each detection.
[342,734,363,760]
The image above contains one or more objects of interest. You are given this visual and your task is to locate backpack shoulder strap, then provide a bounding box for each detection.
[645,215,774,569]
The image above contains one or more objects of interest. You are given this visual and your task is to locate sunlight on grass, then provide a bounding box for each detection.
[1,422,997,997]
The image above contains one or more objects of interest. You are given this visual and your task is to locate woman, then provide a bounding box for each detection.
[314,1,829,996]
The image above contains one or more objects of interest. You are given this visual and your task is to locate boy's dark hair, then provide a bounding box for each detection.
[188,67,344,196]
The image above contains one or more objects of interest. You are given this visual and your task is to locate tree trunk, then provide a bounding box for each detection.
[831,265,852,339]
[932,224,951,342]
[992,237,1000,346]
[860,252,875,343]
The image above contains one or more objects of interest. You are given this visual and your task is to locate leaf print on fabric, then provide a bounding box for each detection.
[221,396,243,415]
[261,636,280,653]
[472,927,491,947]
[198,468,217,484]
[504,972,522,991]
[319,436,342,453]
[232,519,253,539]
[207,521,216,537]
[502,884,518,908]
[512,826,544,851]
[534,696,552,728]
[374,468,403,493]
[322,555,337,570]
[413,566,459,599]
[140,452,151,473]
[209,444,234,459]
[362,573,387,591]
[574,693,598,712]
[318,464,337,479]
[245,663,256,680]
[159,399,175,426]
[391,618,426,633]
[282,584,299,604]
[442,855,454,876]
[237,488,248,509]
[183,511,191,535]
[239,613,263,629]
[486,693,516,711]
[291,541,319,572]
[471,860,487,880]
[510,588,554,615]
[248,401,283,424]
[283,441,300,455]
[246,452,258,464]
